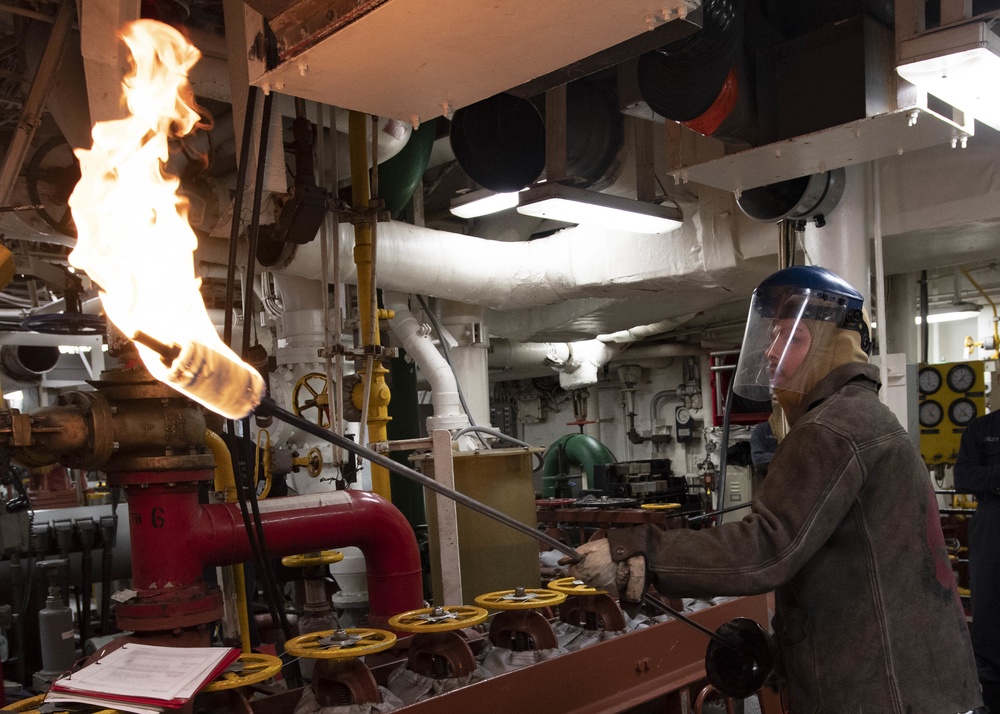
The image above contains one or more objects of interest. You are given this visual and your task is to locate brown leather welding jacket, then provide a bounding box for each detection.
[607,362,981,714]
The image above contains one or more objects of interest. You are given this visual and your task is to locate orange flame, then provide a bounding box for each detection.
[68,20,263,419]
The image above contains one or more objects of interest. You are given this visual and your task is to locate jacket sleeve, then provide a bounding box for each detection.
[606,420,865,598]
[954,419,1000,496]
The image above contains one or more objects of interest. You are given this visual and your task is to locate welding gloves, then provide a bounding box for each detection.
[566,539,647,605]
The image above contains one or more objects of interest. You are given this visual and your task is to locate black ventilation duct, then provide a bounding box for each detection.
[449,93,546,193]
[637,0,745,123]
[0,345,60,383]
[449,79,624,193]
[736,168,846,225]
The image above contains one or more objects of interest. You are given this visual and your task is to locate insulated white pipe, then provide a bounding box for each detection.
[802,164,871,303]
[489,314,698,388]
[437,300,491,428]
[385,292,470,433]
[272,218,756,313]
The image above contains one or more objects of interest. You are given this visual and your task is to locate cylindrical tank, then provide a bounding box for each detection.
[415,448,540,605]
[34,560,76,688]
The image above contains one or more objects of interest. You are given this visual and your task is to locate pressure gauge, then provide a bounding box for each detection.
[918,400,943,428]
[946,364,977,394]
[675,406,694,443]
[917,367,942,395]
[948,398,978,427]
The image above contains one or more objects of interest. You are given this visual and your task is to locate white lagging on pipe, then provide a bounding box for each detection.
[385,292,472,437]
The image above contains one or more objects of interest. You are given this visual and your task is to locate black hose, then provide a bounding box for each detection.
[223,85,259,347]
[714,376,737,525]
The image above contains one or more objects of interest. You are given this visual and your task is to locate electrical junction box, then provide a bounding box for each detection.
[518,397,545,424]
[918,360,986,465]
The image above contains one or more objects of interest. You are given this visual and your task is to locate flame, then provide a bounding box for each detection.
[68,20,263,419]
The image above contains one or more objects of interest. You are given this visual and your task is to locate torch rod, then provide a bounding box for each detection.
[254,397,753,656]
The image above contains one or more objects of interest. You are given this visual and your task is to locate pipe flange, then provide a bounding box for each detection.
[115,582,224,632]
[54,389,115,469]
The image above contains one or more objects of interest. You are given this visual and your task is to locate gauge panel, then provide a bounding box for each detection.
[917,367,942,395]
[946,364,977,393]
[918,400,943,428]
[948,398,978,427]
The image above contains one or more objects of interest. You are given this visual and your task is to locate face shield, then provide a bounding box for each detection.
[732,284,863,402]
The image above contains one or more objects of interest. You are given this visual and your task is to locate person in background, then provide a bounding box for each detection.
[568,265,981,714]
[749,419,777,478]
[955,409,1000,713]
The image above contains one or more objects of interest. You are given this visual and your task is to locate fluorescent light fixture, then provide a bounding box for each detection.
[897,21,1000,131]
[914,301,981,324]
[4,390,22,402]
[449,188,522,218]
[515,182,683,234]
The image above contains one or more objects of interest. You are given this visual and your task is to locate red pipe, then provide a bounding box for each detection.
[125,479,423,626]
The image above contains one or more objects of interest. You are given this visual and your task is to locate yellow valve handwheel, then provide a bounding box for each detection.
[281,550,344,569]
[474,587,566,610]
[284,628,397,660]
[388,605,489,633]
[0,695,118,713]
[640,502,682,510]
[292,372,331,428]
[547,576,605,596]
[202,653,283,692]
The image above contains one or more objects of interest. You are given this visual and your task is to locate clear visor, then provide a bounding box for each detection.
[732,288,849,401]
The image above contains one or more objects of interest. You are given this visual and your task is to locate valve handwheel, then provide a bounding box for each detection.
[388,605,488,633]
[474,587,566,610]
[0,694,117,713]
[547,576,605,596]
[284,628,397,659]
[202,653,283,691]
[292,372,332,428]
[281,550,344,569]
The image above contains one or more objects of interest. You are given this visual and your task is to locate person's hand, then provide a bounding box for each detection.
[562,539,647,604]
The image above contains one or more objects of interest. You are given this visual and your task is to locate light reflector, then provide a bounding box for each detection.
[449,189,522,218]
[516,183,682,234]
[897,22,1000,131]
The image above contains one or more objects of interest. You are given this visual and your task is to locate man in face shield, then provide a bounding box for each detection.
[569,265,981,713]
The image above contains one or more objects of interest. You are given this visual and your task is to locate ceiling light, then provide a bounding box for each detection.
[914,301,982,324]
[896,21,1000,131]
[515,183,683,234]
[449,188,522,218]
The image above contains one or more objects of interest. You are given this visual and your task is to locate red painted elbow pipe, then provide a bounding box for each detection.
[124,478,423,630]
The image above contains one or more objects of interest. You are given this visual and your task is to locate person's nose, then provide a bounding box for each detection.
[765,337,782,363]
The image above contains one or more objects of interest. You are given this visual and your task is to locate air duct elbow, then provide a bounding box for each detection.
[0,344,61,383]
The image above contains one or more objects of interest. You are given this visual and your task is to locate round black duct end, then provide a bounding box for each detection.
[737,168,846,224]
[705,617,777,699]
[1,344,61,382]
[565,81,624,189]
[450,94,545,193]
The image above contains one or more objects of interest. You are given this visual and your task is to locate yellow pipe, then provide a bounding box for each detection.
[349,111,392,498]
[205,430,253,654]
[961,267,999,360]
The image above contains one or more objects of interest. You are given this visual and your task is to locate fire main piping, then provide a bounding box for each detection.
[121,479,423,629]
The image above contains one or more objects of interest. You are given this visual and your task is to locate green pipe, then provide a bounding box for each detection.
[379,118,439,218]
[541,433,617,497]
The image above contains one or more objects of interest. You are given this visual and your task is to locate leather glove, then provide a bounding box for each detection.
[562,539,647,605]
